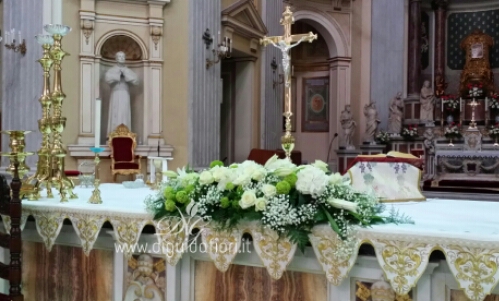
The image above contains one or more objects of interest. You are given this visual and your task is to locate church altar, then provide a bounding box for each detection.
[3,184,499,301]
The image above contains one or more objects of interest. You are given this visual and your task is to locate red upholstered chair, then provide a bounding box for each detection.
[247,148,302,166]
[108,124,142,182]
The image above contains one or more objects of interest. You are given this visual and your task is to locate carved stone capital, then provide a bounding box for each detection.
[150,25,163,50]
[81,19,95,46]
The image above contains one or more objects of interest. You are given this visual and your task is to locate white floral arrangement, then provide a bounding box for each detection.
[489,97,499,110]
[489,124,499,139]
[401,126,418,139]
[445,99,460,112]
[375,131,390,144]
[144,156,404,255]
[444,123,462,139]
[468,83,483,97]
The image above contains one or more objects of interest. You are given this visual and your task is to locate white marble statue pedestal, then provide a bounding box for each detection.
[148,156,173,183]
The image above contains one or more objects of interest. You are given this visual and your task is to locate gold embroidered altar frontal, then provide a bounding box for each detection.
[347,159,425,202]
[3,185,498,301]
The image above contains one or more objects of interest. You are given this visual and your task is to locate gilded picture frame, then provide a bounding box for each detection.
[302,77,329,132]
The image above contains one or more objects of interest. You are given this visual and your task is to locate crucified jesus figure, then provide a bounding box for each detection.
[264,38,310,86]
[260,6,317,87]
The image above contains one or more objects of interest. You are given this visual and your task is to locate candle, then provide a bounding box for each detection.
[94,98,102,148]
[18,31,21,43]
[5,33,10,44]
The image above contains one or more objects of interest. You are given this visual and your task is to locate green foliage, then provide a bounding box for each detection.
[288,228,310,253]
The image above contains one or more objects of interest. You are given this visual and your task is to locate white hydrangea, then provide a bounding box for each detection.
[295,165,329,197]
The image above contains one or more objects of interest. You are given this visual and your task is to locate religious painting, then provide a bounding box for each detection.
[302,77,329,132]
[450,289,499,301]
[124,254,167,301]
[283,77,297,132]
[471,43,484,58]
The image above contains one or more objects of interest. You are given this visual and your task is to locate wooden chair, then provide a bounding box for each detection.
[247,148,302,166]
[0,164,24,301]
[108,124,142,182]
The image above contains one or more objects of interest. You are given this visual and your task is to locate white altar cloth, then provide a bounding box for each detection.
[3,184,499,301]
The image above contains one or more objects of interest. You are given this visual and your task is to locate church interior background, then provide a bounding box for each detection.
[0,0,499,300]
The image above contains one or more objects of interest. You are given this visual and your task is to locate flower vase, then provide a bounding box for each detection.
[446,115,454,123]
[448,138,454,146]
[494,137,499,147]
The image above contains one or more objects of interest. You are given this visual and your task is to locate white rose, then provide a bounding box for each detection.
[327,198,358,213]
[199,171,214,185]
[329,172,344,185]
[233,171,252,186]
[239,190,257,209]
[252,167,266,181]
[211,166,227,182]
[261,184,276,198]
[312,160,329,173]
[255,198,267,211]
[295,166,329,197]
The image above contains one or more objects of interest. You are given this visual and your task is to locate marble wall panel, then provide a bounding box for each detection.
[1,0,43,168]
[22,241,113,301]
[370,0,406,131]
[188,0,222,168]
[194,261,327,301]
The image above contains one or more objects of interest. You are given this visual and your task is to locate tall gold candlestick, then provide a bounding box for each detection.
[260,7,317,159]
[44,24,76,202]
[25,35,56,200]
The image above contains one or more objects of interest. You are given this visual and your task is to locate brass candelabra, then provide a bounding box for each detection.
[23,25,76,202]
[88,147,104,204]
[1,131,34,182]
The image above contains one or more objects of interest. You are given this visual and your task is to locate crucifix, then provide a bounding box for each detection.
[260,6,317,159]
[467,98,480,129]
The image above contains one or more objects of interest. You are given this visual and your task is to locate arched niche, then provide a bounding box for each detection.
[290,7,352,163]
[96,34,146,143]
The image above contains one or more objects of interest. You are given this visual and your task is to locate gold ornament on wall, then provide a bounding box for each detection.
[150,26,163,50]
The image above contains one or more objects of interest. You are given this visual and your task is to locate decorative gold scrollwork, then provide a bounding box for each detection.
[373,239,432,295]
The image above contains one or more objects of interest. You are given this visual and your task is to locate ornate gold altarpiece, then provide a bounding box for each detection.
[459,29,495,96]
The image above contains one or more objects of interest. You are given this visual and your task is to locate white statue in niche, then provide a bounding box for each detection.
[364,101,380,143]
[106,51,139,135]
[419,80,435,123]
[340,104,356,149]
[388,92,404,134]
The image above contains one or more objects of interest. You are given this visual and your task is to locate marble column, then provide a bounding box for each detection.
[262,0,285,150]
[407,0,422,99]
[432,0,447,82]
[188,0,222,168]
